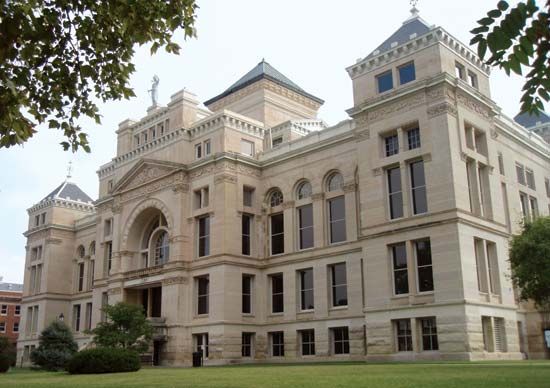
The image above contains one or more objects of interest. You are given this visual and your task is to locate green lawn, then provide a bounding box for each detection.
[1,361,549,388]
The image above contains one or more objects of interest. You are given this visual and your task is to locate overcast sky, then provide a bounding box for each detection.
[0,0,546,283]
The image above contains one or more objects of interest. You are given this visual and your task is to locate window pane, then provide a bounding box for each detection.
[410,160,427,215]
[388,167,403,219]
[407,128,421,150]
[418,267,434,292]
[399,63,416,85]
[271,274,284,313]
[331,263,348,306]
[299,205,314,249]
[242,215,251,255]
[385,134,399,157]
[329,197,346,243]
[377,71,393,93]
[300,269,314,310]
[416,240,432,266]
[392,244,409,295]
[242,276,251,314]
[271,214,284,255]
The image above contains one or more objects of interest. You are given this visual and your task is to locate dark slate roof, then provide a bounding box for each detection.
[41,181,94,204]
[0,282,23,292]
[204,59,324,106]
[514,111,550,129]
[366,13,433,59]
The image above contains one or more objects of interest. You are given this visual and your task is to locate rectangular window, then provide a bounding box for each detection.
[392,243,409,295]
[151,127,156,139]
[387,167,403,219]
[410,160,427,215]
[455,62,465,79]
[385,133,399,157]
[415,239,433,292]
[298,205,314,249]
[73,304,81,332]
[474,129,487,156]
[204,139,211,156]
[35,215,40,226]
[420,317,439,351]
[377,70,393,93]
[104,218,112,237]
[486,241,500,294]
[35,264,42,293]
[395,319,413,351]
[77,262,85,292]
[272,136,283,148]
[300,329,315,356]
[88,260,95,290]
[482,316,493,351]
[468,71,478,89]
[328,197,346,244]
[494,317,507,352]
[330,263,348,307]
[240,139,255,156]
[198,216,210,257]
[242,214,252,256]
[194,187,209,209]
[545,178,550,198]
[270,331,285,357]
[0,305,6,315]
[270,213,284,255]
[101,292,108,322]
[197,276,209,315]
[41,213,46,224]
[332,327,350,355]
[242,332,254,357]
[299,268,314,311]
[242,274,252,314]
[526,169,536,190]
[407,127,421,150]
[195,143,202,159]
[398,62,416,85]
[85,302,92,331]
[13,322,19,333]
[516,164,526,185]
[498,153,505,175]
[474,238,488,292]
[0,322,4,333]
[15,305,20,315]
[195,333,209,358]
[519,192,530,219]
[530,196,539,219]
[105,241,113,273]
[243,186,254,207]
[270,273,284,313]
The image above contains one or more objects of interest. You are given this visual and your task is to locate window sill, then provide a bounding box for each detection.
[242,313,255,317]
[391,294,409,299]
[329,305,348,311]
[329,240,348,247]
[194,314,209,319]
[297,309,314,314]
[268,313,284,317]
[416,291,434,296]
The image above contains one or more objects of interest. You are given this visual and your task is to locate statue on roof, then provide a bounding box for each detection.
[149,75,160,106]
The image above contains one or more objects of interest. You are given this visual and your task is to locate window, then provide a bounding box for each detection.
[529,196,539,219]
[482,316,493,351]
[486,241,500,295]
[300,329,315,356]
[243,186,254,207]
[41,212,46,224]
[332,327,350,355]
[272,136,283,148]
[34,214,40,226]
[73,304,81,332]
[526,169,536,190]
[299,268,314,311]
[195,143,202,159]
[204,139,211,156]
[377,70,393,93]
[473,129,487,156]
[395,319,412,351]
[398,62,416,85]
[154,231,169,265]
[242,333,254,357]
[151,127,156,139]
[297,181,312,200]
[392,243,409,295]
[0,305,6,315]
[545,178,550,198]
[77,245,85,258]
[198,216,210,257]
[410,160,427,214]
[468,71,478,89]
[104,218,112,237]
[519,192,530,219]
[197,276,209,315]
[242,214,252,255]
[77,262,85,292]
[269,190,284,207]
[15,305,20,315]
[0,322,4,333]
[387,167,403,219]
[385,134,399,157]
[142,132,148,143]
[270,331,284,357]
[270,273,284,313]
[420,317,439,351]
[242,274,253,314]
[270,213,284,255]
[493,317,507,352]
[498,153,505,175]
[105,241,113,274]
[516,164,526,185]
[194,187,209,209]
[195,333,209,358]
[415,240,433,292]
[330,263,348,307]
[298,205,314,249]
[90,241,96,256]
[328,196,346,243]
[455,62,465,79]
[407,127,421,150]
[101,292,108,322]
[327,173,344,192]
[88,260,95,290]
[240,139,254,156]
[13,322,19,333]
[85,302,92,331]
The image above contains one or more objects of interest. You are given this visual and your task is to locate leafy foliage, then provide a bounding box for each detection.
[90,302,152,353]
[470,1,550,115]
[66,347,140,374]
[30,320,78,371]
[0,336,16,373]
[509,216,550,310]
[0,0,198,152]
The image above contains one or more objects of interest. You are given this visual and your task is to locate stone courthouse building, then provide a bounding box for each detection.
[17,9,550,365]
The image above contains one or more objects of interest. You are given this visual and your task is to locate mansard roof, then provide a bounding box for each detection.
[514,111,550,129]
[41,181,94,204]
[0,282,23,293]
[204,59,324,106]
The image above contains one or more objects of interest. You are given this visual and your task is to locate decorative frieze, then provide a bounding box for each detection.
[311,193,325,201]
[427,102,457,118]
[367,93,425,123]
[162,276,187,286]
[456,93,492,119]
[214,173,237,185]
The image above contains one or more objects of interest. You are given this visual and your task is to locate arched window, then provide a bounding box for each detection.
[77,245,85,258]
[89,241,96,256]
[297,181,312,200]
[269,190,284,207]
[154,231,169,266]
[327,172,344,192]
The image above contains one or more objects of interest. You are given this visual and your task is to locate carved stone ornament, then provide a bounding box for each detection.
[355,129,370,141]
[368,93,425,123]
[162,276,187,286]
[373,167,383,176]
[214,173,238,185]
[456,93,491,119]
[427,102,457,118]
[172,183,189,193]
[311,192,325,201]
[108,287,122,295]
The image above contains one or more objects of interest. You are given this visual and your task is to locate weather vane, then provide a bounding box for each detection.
[410,0,418,7]
[66,161,73,180]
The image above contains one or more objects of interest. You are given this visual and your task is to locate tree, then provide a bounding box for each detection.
[90,302,152,353]
[0,336,16,373]
[30,320,78,371]
[0,0,198,152]
[509,216,550,314]
[470,0,550,115]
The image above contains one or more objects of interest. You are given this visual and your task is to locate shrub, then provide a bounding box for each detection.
[0,337,16,373]
[31,320,78,371]
[66,347,141,374]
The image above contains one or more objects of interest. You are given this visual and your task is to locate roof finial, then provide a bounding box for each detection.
[66,161,73,180]
[410,0,419,16]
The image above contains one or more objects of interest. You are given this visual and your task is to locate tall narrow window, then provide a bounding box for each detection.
[519,192,530,220]
[271,273,284,313]
[387,167,403,219]
[243,186,254,207]
[195,143,202,159]
[455,62,465,79]
[486,241,500,295]
[300,329,315,356]
[493,317,507,352]
[526,169,536,190]
[385,134,399,157]
[154,231,169,265]
[85,302,93,330]
[398,62,416,85]
[195,333,209,358]
[298,205,314,249]
[377,70,393,93]
[242,333,254,357]
[299,268,314,310]
[105,241,113,274]
[330,263,348,307]
[73,304,81,332]
[270,213,284,255]
[474,238,488,293]
[415,239,433,292]
[242,214,251,255]
[468,71,478,89]
[407,127,421,150]
[77,263,85,292]
[328,197,346,243]
[530,196,539,219]
[516,164,526,185]
[204,139,211,156]
[545,178,550,198]
[270,331,284,357]
[392,243,409,295]
[332,327,350,354]
[410,160,427,214]
[198,216,210,257]
[197,276,209,315]
[498,153,505,175]
[242,275,252,314]
[420,317,439,351]
[395,319,412,351]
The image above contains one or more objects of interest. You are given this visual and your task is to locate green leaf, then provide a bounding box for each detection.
[497,1,509,11]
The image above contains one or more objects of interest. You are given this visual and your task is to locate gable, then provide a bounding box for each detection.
[111,159,186,194]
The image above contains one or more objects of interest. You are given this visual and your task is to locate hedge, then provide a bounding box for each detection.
[66,347,141,374]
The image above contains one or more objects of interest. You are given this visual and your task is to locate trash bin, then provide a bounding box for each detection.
[192,351,203,367]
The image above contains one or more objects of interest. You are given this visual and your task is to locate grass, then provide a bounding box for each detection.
[1,361,549,388]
